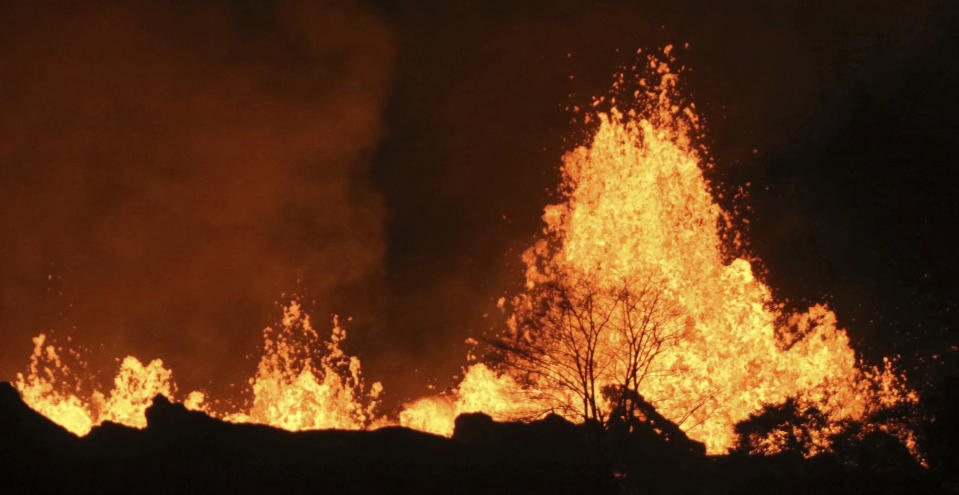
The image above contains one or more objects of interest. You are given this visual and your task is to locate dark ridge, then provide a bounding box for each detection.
[1,382,941,494]
[0,381,78,445]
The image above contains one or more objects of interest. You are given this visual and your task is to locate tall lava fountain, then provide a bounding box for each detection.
[14,48,917,457]
[399,49,917,455]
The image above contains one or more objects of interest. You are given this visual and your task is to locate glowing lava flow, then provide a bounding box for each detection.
[13,48,917,457]
[15,334,185,436]
[398,50,917,455]
[222,302,382,430]
[512,106,915,453]
[14,302,381,436]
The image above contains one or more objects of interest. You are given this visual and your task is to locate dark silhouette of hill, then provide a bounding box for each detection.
[0,381,943,494]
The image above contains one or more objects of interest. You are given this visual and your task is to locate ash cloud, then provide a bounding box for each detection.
[0,0,393,399]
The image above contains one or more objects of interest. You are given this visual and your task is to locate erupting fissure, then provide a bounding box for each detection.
[14,302,382,436]
[14,48,917,457]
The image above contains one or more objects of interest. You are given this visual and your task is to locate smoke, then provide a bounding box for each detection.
[0,0,393,399]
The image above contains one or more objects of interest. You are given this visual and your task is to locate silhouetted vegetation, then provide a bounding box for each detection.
[734,395,923,469]
[3,379,950,494]
[734,397,830,457]
[489,273,688,428]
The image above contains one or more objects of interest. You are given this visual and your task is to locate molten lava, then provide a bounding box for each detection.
[397,49,917,455]
[13,47,917,457]
[14,302,381,435]
[502,103,916,453]
[15,334,183,436]
[222,302,382,430]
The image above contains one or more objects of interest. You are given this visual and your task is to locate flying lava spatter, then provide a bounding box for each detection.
[398,48,918,455]
[14,47,918,457]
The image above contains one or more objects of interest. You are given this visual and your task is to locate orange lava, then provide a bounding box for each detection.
[221,302,382,430]
[15,334,184,436]
[397,48,917,455]
[13,47,917,457]
[14,302,381,436]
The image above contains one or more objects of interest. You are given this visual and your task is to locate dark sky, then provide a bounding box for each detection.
[1,0,956,410]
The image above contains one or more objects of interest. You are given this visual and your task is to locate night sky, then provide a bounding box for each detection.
[1,0,956,411]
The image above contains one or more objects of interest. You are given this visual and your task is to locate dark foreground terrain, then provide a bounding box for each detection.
[0,382,942,494]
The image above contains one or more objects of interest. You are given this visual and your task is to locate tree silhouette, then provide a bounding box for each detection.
[492,271,687,428]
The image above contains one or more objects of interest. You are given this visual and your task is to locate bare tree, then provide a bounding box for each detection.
[492,271,686,428]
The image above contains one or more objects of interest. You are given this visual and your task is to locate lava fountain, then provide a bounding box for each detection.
[13,48,917,457]
[14,302,381,436]
[398,48,917,455]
